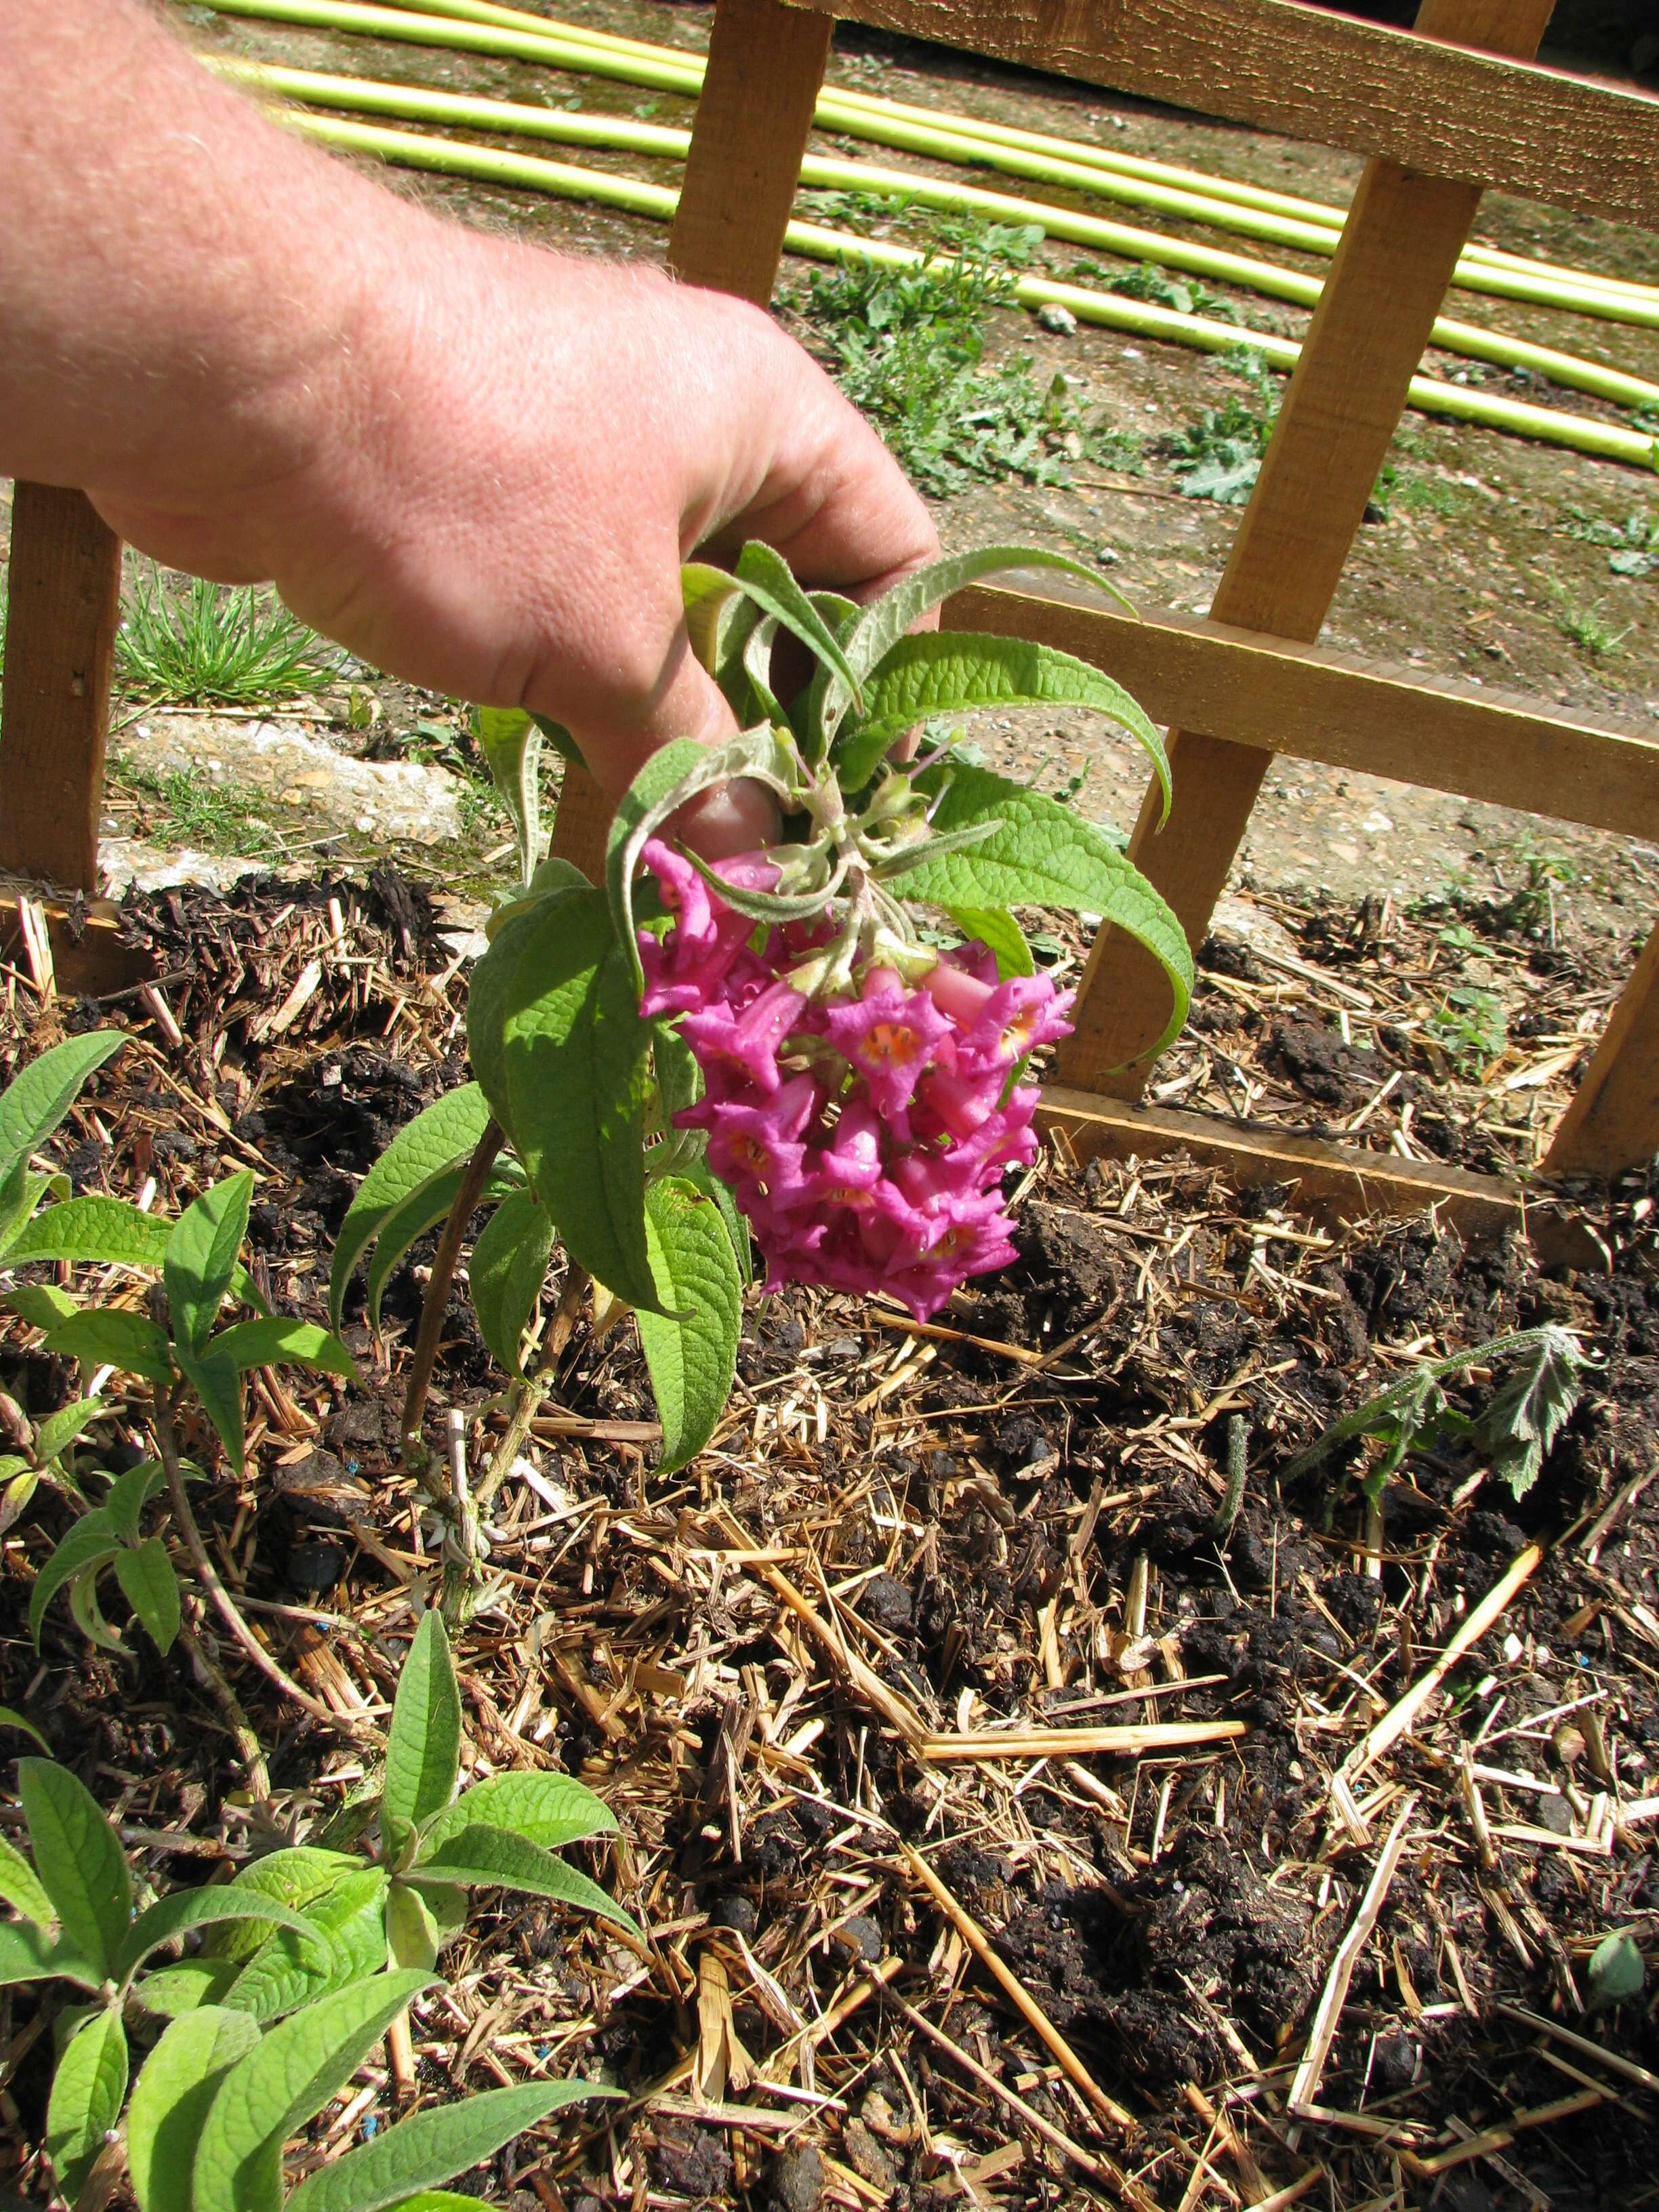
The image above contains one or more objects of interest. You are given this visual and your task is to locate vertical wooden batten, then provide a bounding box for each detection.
[0,483,122,893]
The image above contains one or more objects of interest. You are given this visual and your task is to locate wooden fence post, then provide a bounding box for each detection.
[1543,926,1659,1176]
[1053,0,1556,1097]
[0,484,122,893]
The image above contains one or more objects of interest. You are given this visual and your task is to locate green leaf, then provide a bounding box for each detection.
[382,1611,462,1860]
[222,1870,389,2024]
[115,1538,182,1656]
[18,1759,131,1978]
[676,1158,754,1288]
[0,1467,39,1536]
[1471,1325,1586,1502]
[7,1281,79,1332]
[194,1969,436,2212]
[7,1194,171,1269]
[0,1917,96,1986]
[527,712,586,769]
[0,1829,55,1927]
[818,546,1130,750]
[103,1460,169,1544]
[134,1959,243,2016]
[28,1511,119,1646]
[470,888,659,1313]
[129,2007,262,2212]
[165,1172,254,1356]
[362,1158,521,1332]
[0,1031,124,1182]
[211,1849,362,1965]
[903,764,1192,1058]
[468,1191,554,1380]
[178,1347,245,1477]
[0,1158,57,1263]
[836,632,1168,813]
[636,1177,741,1476]
[43,1308,172,1385]
[70,1561,127,1653]
[0,1702,49,1752]
[46,2005,128,2206]
[407,1824,636,1934]
[329,1085,492,1332]
[1588,1928,1645,2011]
[384,1880,440,1973]
[731,541,864,712]
[939,905,1035,981]
[287,2081,615,2212]
[119,1889,320,1988]
[35,1397,108,1469]
[418,1772,616,1856]
[209,1318,357,1380]
[472,705,543,888]
[602,725,796,996]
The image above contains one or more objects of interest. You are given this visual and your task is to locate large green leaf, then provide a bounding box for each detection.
[194,1970,435,2212]
[469,888,659,1313]
[178,1347,245,1477]
[817,546,1129,752]
[329,1086,493,1330]
[468,1190,554,1379]
[901,764,1192,1059]
[209,1319,356,1380]
[7,1282,80,1332]
[0,1830,55,1928]
[134,1959,242,2017]
[222,1868,389,2024]
[115,1538,182,1656]
[28,1510,119,1646]
[18,1759,131,1976]
[129,2007,262,2212]
[43,1308,172,1386]
[119,1889,320,1988]
[406,1824,636,1934]
[7,1195,171,1269]
[35,1396,108,1469]
[417,1772,616,1857]
[287,2081,614,2212]
[165,1173,254,1356]
[382,1611,462,1860]
[836,631,1168,810]
[472,705,543,888]
[0,1031,123,1182]
[939,904,1035,981]
[677,1157,754,1289]
[636,1177,741,1476]
[0,1916,94,1986]
[212,1849,363,1965]
[46,2005,128,2205]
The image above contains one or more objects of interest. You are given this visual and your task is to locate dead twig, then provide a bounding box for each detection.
[1288,1795,1418,2118]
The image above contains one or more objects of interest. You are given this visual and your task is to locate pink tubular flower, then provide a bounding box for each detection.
[640,847,1072,1322]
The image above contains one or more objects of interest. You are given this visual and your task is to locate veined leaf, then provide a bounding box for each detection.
[676,1158,754,1288]
[287,2081,617,2212]
[0,1467,37,1537]
[470,888,659,1314]
[417,1771,616,1857]
[46,2005,128,2205]
[28,1511,119,1646]
[178,1347,245,1477]
[382,1611,462,1860]
[165,1172,254,1356]
[527,712,586,769]
[468,1191,554,1380]
[363,1158,523,1331]
[939,905,1035,981]
[43,1307,171,1386]
[35,1396,108,1470]
[1471,1325,1586,1501]
[329,1085,493,1331]
[212,1848,363,1965]
[901,764,1192,1059]
[637,1177,741,1477]
[0,1160,58,1262]
[119,1888,320,1988]
[129,2007,261,2212]
[223,1868,389,2024]
[103,1460,167,1544]
[472,705,543,889]
[0,1916,96,1986]
[0,1830,55,1928]
[731,541,863,713]
[71,1561,127,1653]
[210,1319,356,1381]
[407,1824,636,1934]
[836,631,1168,813]
[7,1281,79,1332]
[7,1195,171,1269]
[115,1539,182,1656]
[384,1880,440,1973]
[0,1031,123,1183]
[18,1760,131,1979]
[134,1959,243,2017]
[194,1969,436,2212]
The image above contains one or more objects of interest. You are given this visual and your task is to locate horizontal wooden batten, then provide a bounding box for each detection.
[783,0,1659,229]
[1034,1084,1603,1270]
[946,582,1659,844]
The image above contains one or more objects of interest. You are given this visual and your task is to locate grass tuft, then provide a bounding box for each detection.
[117,566,346,708]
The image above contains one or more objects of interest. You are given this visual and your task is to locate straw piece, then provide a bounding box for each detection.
[1288,1797,1418,2118]
[920,1720,1246,1760]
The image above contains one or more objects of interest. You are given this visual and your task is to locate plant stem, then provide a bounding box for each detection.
[176,1608,274,1803]
[155,1382,359,1734]
[400,1118,506,1451]
[1214,1412,1249,1540]
[473,1264,590,1519]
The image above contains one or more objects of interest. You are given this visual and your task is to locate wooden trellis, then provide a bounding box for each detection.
[4,0,1658,1242]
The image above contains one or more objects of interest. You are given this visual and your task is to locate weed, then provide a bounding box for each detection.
[1370,468,1467,522]
[1427,984,1507,1074]
[117,565,345,706]
[798,186,920,234]
[1549,581,1631,659]
[115,760,283,861]
[1158,346,1278,504]
[1560,503,1659,577]
[1071,257,1240,323]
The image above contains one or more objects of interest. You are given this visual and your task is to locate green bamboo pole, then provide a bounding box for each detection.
[226,58,1659,414]
[199,0,1659,329]
[271,105,1658,467]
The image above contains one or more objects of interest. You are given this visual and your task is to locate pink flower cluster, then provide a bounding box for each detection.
[638,839,1073,1321]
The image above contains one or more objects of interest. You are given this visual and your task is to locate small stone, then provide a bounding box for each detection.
[1036,302,1078,335]
[859,1572,914,1635]
[769,2145,825,2212]
[830,1914,883,1963]
[710,1894,758,1938]
[286,1541,344,1597]
[841,2119,898,2190]
[1535,1792,1574,1835]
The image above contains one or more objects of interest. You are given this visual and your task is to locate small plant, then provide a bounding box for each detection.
[1560,504,1659,577]
[1426,984,1507,1076]
[1158,346,1279,504]
[1284,1324,1586,1503]
[1,1614,619,2212]
[115,761,285,862]
[117,565,346,707]
[1549,582,1631,659]
[1076,257,1240,323]
[336,539,1191,1520]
